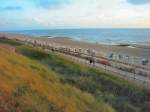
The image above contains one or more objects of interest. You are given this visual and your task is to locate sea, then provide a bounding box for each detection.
[10,28,150,45]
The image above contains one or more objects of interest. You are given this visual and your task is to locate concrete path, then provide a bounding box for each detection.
[57,52,150,86]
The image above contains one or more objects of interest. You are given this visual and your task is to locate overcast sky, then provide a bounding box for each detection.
[0,0,150,30]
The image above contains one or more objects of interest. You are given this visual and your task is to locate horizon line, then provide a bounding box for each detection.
[1,27,150,32]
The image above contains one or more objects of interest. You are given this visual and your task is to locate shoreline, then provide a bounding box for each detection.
[0,32,150,59]
[1,32,150,48]
[39,35,150,50]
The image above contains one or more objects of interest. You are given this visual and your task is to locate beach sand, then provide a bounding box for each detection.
[0,32,150,59]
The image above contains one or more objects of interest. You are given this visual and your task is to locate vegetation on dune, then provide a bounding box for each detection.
[0,41,114,112]
[1,38,150,112]
[0,38,22,46]
[16,45,150,112]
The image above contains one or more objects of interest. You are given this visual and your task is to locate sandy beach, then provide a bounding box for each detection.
[0,32,149,59]
[39,37,150,59]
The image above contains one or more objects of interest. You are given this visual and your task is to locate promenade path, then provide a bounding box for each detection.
[54,51,150,86]
[6,37,150,86]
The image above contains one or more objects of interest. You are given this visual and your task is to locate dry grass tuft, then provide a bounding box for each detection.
[0,46,114,112]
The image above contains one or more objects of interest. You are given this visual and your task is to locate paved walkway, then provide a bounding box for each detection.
[56,52,150,86]
[19,39,150,86]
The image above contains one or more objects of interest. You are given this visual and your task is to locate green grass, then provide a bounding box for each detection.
[0,38,22,46]
[16,45,150,112]
[0,41,114,112]
[1,38,150,112]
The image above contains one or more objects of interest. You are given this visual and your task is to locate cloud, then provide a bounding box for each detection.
[0,0,150,30]
[29,0,150,28]
[0,6,23,11]
[127,0,150,5]
[31,0,71,9]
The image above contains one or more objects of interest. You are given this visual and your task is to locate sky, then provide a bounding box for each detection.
[0,0,150,30]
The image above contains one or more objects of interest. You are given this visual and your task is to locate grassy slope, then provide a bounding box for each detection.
[0,38,150,112]
[0,40,113,112]
[16,45,150,112]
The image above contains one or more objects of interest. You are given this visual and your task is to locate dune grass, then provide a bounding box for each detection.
[1,38,150,112]
[0,39,114,112]
[16,45,150,112]
[0,38,22,46]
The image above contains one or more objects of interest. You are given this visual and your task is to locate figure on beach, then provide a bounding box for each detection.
[89,57,95,65]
